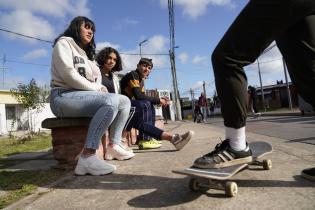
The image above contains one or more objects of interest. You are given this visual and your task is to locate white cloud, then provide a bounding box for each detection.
[0,0,91,44]
[0,0,90,18]
[192,55,207,64]
[160,0,235,19]
[0,10,55,43]
[123,17,138,25]
[96,42,121,52]
[258,44,283,74]
[2,75,25,90]
[178,52,188,63]
[114,17,139,30]
[119,35,169,72]
[245,44,288,86]
[191,81,204,90]
[22,49,48,60]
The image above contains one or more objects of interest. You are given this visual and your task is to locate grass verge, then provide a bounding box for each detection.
[0,133,52,158]
[0,133,68,209]
[0,169,67,209]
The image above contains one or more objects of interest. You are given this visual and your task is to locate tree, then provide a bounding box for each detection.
[10,78,44,134]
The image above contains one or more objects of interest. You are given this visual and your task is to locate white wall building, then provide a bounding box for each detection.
[0,90,55,135]
[156,89,175,121]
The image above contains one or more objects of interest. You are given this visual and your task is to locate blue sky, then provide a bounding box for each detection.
[0,0,288,99]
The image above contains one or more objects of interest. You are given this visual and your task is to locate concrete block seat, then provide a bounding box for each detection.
[42,117,105,169]
[42,116,164,169]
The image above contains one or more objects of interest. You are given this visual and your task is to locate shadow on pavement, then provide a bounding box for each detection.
[1,169,315,208]
[56,173,315,208]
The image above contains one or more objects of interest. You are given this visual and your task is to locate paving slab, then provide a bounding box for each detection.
[4,120,315,210]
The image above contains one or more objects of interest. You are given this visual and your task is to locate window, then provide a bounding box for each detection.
[6,106,16,120]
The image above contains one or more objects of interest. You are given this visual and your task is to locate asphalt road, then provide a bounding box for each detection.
[205,115,315,145]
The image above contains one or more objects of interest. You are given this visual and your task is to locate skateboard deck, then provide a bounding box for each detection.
[172,141,273,196]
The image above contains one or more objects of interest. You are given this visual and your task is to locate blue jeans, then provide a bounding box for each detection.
[50,89,131,149]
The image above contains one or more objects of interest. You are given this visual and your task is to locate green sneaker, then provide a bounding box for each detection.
[138,139,162,150]
[151,139,162,145]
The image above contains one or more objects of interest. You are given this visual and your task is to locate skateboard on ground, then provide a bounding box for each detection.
[173,141,273,197]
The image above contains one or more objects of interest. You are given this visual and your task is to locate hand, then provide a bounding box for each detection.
[160,97,170,106]
[100,86,108,93]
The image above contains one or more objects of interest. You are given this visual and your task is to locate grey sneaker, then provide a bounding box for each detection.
[171,131,194,150]
[193,139,253,169]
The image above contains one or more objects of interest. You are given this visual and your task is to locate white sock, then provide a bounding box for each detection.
[225,126,246,151]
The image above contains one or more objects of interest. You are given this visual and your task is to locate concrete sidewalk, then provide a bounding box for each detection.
[4,120,315,210]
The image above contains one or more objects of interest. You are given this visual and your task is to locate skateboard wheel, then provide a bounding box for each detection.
[189,178,200,192]
[263,159,272,170]
[225,182,238,197]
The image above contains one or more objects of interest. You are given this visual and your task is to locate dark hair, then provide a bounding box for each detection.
[53,16,96,60]
[96,47,123,72]
[138,57,153,68]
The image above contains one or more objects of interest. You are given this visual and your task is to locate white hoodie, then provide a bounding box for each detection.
[50,36,104,91]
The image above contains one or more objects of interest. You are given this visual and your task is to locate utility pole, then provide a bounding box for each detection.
[202,81,208,116]
[1,54,9,89]
[256,43,276,112]
[169,49,182,120]
[257,58,266,112]
[190,88,195,114]
[168,0,182,120]
[282,57,293,110]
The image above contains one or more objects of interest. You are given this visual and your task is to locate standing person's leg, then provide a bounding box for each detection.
[50,89,120,175]
[201,106,207,122]
[194,0,306,169]
[276,14,315,108]
[252,98,258,114]
[276,12,315,181]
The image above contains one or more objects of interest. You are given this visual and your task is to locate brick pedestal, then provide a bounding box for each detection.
[42,118,105,169]
[42,115,164,169]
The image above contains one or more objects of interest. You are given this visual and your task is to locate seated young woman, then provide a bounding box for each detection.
[96,47,194,153]
[50,17,134,176]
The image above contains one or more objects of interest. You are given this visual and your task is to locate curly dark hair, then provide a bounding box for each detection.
[53,16,96,60]
[96,47,123,72]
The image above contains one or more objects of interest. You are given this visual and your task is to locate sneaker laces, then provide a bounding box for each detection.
[203,139,229,157]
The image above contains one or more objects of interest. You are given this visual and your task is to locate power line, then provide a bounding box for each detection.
[120,52,169,56]
[6,59,50,67]
[1,28,171,56]
[0,28,53,43]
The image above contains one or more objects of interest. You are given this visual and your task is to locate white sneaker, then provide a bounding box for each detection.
[119,139,133,152]
[171,131,194,150]
[119,142,133,152]
[105,144,135,160]
[74,155,116,176]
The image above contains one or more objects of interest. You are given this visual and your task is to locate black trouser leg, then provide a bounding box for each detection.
[211,0,315,128]
[276,13,315,107]
[124,105,163,140]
